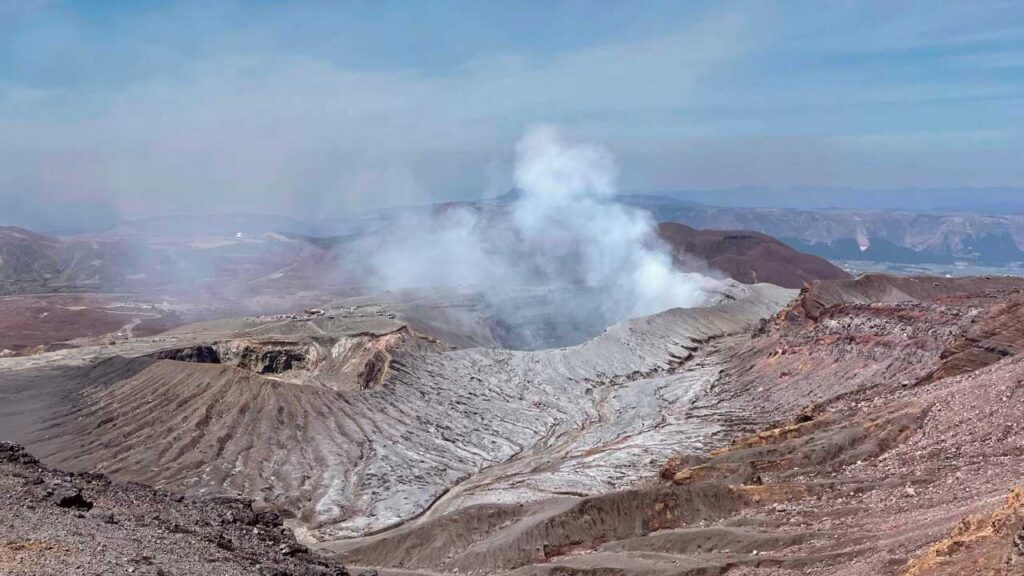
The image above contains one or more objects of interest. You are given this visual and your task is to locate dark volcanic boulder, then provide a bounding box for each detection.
[49,480,93,510]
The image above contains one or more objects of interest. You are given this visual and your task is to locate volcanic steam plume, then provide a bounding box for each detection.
[355,125,718,348]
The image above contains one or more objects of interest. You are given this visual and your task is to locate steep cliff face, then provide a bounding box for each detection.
[148,327,446,390]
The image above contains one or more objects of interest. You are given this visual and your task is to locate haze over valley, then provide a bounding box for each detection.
[3,2,1024,575]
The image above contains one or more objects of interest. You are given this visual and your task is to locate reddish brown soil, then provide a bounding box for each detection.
[664,275,1024,575]
[657,222,851,289]
[901,488,1024,575]
[789,273,1024,320]
[0,294,181,354]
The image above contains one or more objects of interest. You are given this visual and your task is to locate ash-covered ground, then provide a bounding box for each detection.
[0,441,354,576]
[0,281,792,538]
[2,138,1021,573]
[4,274,1024,575]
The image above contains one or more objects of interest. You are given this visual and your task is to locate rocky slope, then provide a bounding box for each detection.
[5,273,1024,574]
[329,275,1024,574]
[0,442,353,576]
[656,222,851,288]
[0,282,794,545]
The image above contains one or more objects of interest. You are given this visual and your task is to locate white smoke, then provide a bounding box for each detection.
[511,125,712,318]
[352,125,719,348]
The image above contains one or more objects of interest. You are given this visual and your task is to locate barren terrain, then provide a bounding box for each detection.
[0,281,793,540]
[3,226,1024,574]
[657,222,851,288]
[0,442,354,576]
[313,275,1024,575]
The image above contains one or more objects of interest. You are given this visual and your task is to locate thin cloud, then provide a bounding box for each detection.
[0,4,756,220]
[0,1,1022,229]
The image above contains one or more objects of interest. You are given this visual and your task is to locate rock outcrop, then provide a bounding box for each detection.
[902,487,1024,576]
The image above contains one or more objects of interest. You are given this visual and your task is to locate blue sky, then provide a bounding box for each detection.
[1,0,1022,224]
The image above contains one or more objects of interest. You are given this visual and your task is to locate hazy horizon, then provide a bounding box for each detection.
[8,184,1024,235]
[2,1,1023,231]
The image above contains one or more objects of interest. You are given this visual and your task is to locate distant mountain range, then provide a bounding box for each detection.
[5,188,1023,236]
[0,225,328,296]
[618,195,1024,266]
[656,187,1024,213]
[0,214,851,297]
[5,190,1024,295]
[0,227,134,294]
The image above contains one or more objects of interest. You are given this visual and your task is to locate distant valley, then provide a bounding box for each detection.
[619,195,1024,268]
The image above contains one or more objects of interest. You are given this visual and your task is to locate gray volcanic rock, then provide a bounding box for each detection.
[328,274,1024,575]
[0,282,794,542]
[0,442,351,576]
[47,480,92,510]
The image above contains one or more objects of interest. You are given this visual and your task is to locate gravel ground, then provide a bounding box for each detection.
[0,442,364,576]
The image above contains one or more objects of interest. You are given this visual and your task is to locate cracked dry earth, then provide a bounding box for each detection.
[5,275,1024,574]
